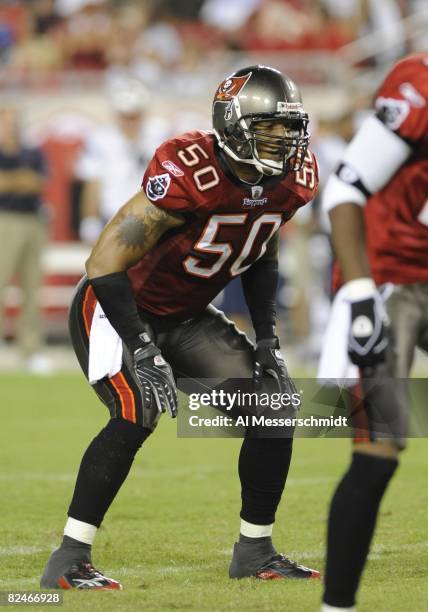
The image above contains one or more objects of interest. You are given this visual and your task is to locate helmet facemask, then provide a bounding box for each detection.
[222,111,309,176]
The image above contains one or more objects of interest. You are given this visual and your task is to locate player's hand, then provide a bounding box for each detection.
[133,333,178,418]
[345,279,389,369]
[253,337,297,395]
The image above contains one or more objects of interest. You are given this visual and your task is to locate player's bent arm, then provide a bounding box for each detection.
[86,189,184,277]
[329,202,370,283]
[321,115,412,366]
[322,114,412,288]
[85,190,184,353]
[242,231,294,394]
[241,231,280,341]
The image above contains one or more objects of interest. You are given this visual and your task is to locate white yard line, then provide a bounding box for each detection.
[0,545,51,556]
[0,578,39,587]
[0,474,75,482]
[2,542,426,590]
[368,540,428,560]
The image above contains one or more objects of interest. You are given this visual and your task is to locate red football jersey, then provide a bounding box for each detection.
[367,53,428,284]
[127,130,318,319]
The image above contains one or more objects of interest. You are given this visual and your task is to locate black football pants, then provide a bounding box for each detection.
[67,277,293,527]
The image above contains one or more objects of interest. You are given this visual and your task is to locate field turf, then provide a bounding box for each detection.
[1,373,427,611]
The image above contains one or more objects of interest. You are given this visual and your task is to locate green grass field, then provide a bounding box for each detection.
[1,374,427,611]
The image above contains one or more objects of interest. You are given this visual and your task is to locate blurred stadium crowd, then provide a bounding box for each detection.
[0,0,427,372]
[0,0,419,77]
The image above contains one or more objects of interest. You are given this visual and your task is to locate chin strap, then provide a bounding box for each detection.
[256,159,283,176]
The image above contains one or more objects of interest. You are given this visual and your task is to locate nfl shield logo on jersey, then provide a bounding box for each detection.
[146,173,171,201]
[251,186,263,198]
[243,185,267,207]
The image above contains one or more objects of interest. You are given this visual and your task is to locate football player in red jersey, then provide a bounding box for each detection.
[40,66,320,590]
[319,54,428,611]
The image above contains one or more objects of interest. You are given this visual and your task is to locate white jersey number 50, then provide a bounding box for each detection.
[183,213,282,278]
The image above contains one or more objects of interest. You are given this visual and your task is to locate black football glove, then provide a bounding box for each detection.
[133,332,178,418]
[348,289,389,369]
[253,337,297,396]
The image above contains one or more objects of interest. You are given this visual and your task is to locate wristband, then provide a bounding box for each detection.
[342,277,376,301]
[90,271,146,352]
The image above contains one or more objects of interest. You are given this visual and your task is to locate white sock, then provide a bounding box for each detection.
[321,604,356,612]
[240,519,273,538]
[64,517,98,545]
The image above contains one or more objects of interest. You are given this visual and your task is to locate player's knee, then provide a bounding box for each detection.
[102,418,151,453]
[245,431,293,450]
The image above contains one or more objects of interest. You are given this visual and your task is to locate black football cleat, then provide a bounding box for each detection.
[57,562,122,590]
[229,541,320,580]
[254,554,320,580]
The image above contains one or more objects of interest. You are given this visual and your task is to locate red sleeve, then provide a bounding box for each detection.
[142,142,197,213]
[286,149,319,205]
[374,56,428,143]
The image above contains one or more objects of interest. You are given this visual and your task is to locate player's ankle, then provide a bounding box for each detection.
[63,517,98,546]
[239,534,273,546]
[61,535,92,556]
[240,519,273,539]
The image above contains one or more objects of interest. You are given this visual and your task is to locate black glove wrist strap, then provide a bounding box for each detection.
[256,336,280,349]
[133,334,161,362]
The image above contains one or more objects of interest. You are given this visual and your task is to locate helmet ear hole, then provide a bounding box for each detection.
[233,124,243,138]
[224,123,244,140]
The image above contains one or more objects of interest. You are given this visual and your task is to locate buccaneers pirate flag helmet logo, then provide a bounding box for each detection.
[215,73,251,101]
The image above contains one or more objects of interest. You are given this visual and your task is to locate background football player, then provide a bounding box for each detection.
[40,65,320,590]
[319,53,428,611]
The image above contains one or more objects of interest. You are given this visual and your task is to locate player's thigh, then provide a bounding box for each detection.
[350,285,420,452]
[162,306,293,438]
[356,366,409,451]
[355,283,424,451]
[162,305,254,379]
[384,284,421,377]
[68,276,159,431]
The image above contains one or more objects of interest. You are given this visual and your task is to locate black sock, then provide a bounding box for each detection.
[68,419,151,527]
[239,437,293,525]
[323,452,398,607]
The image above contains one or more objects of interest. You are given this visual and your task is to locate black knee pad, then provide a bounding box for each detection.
[101,418,151,454]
